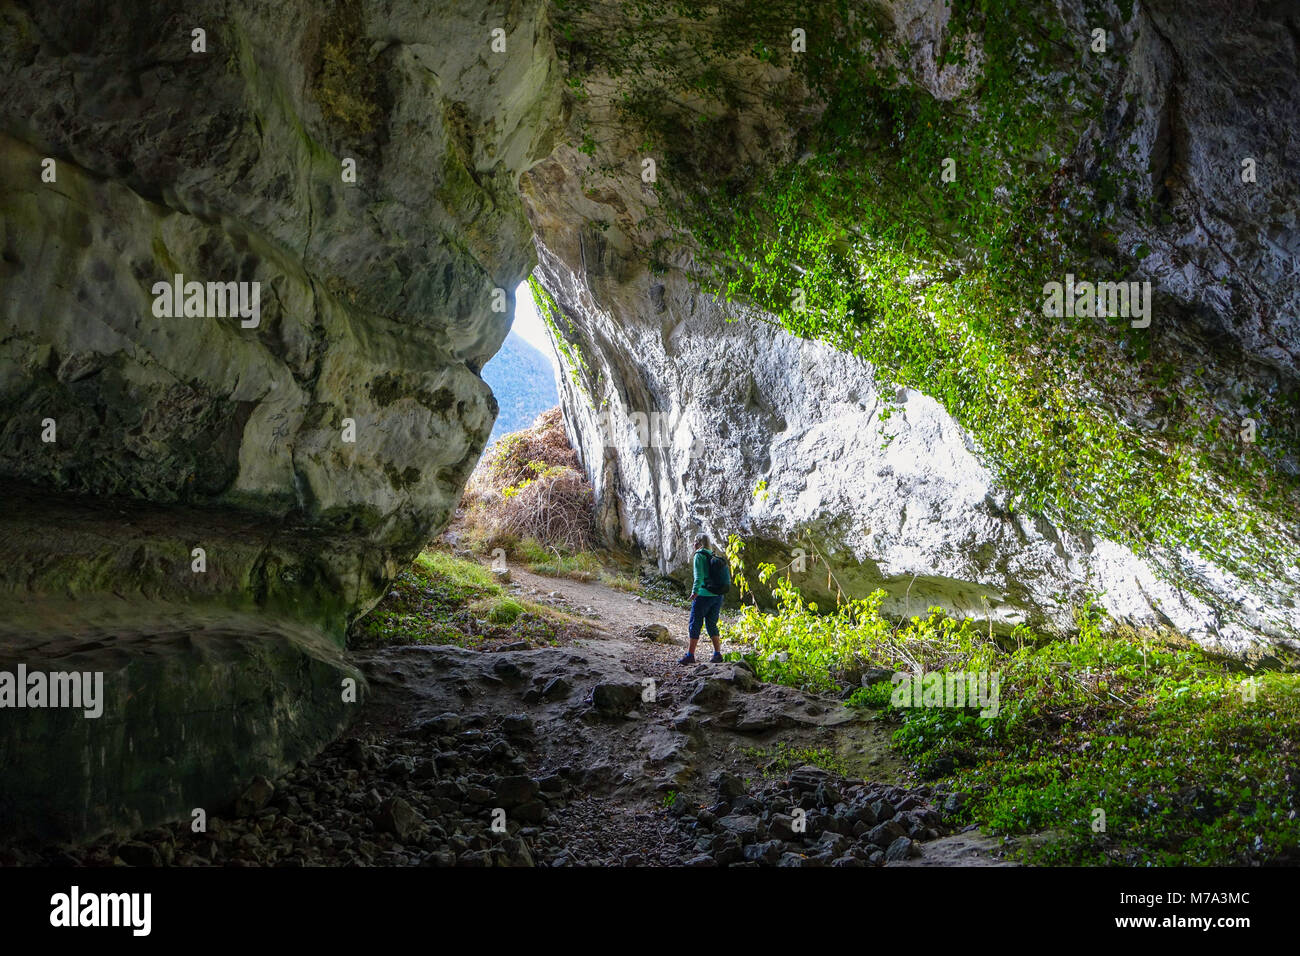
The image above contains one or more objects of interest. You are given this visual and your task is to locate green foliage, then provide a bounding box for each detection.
[413,549,501,595]
[846,681,894,709]
[485,596,525,626]
[910,644,1300,866]
[500,462,572,499]
[723,550,1300,865]
[724,555,995,694]
[510,536,640,591]
[554,0,1300,617]
[598,570,641,593]
[353,550,575,649]
[354,550,500,648]
[745,741,849,778]
[519,541,608,581]
[682,18,1295,594]
[515,536,556,566]
[528,276,593,396]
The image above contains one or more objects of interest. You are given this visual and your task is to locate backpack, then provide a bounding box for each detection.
[699,549,731,595]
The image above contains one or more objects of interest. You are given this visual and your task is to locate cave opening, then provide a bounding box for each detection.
[1,0,1298,889]
[479,279,561,446]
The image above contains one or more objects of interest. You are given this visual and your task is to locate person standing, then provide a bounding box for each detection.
[679,534,729,664]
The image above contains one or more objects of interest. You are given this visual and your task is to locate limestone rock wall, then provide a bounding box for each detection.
[0,0,560,840]
[0,0,562,627]
[522,1,1300,656]
[530,229,1296,654]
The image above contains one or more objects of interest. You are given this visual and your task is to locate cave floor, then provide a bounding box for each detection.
[4,567,1015,867]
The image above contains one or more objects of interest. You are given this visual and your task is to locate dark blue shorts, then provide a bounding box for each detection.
[689,593,724,640]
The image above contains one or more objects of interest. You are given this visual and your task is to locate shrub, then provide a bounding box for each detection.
[725,566,996,694]
[457,408,598,554]
[722,543,1300,865]
[599,570,640,593]
[485,597,525,626]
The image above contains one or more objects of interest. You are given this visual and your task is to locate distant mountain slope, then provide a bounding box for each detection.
[482,330,559,444]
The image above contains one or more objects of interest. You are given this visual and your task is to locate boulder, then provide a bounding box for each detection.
[769,813,800,841]
[374,797,423,843]
[233,776,275,817]
[689,679,733,711]
[591,682,642,716]
[711,770,747,800]
[494,776,540,809]
[116,842,163,868]
[885,836,919,862]
[867,820,909,848]
[634,623,675,644]
[715,815,761,843]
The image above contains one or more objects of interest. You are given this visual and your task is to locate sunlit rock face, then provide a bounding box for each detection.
[522,1,1300,656]
[0,0,559,839]
[529,230,1287,654]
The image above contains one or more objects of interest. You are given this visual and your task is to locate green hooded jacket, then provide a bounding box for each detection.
[693,549,718,597]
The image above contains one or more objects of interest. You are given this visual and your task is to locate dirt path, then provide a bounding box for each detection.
[507,564,695,642]
[500,564,909,783]
[493,565,1015,867]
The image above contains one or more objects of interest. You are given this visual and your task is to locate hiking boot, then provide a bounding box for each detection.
[710,652,724,663]
[678,653,695,665]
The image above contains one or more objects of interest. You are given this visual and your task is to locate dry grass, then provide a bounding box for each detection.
[456,408,598,555]
[479,407,580,485]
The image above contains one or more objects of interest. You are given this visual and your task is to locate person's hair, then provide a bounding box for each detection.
[694,534,709,551]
